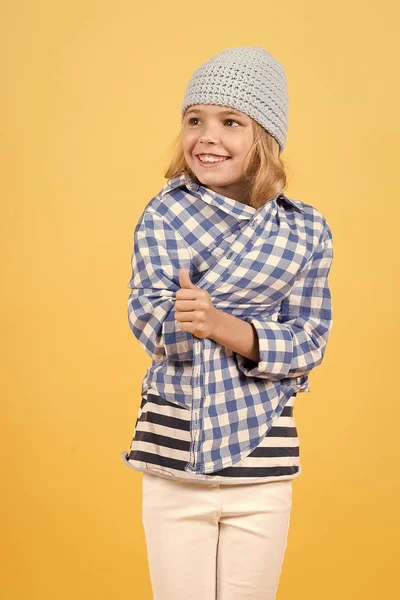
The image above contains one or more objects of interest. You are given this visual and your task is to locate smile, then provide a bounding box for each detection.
[196,155,231,168]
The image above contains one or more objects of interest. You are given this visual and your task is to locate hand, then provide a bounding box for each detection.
[175,269,220,339]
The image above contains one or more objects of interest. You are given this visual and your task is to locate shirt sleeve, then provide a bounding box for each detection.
[127,207,194,362]
[235,223,334,381]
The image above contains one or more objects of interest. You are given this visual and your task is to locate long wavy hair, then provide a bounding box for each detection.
[163,116,290,210]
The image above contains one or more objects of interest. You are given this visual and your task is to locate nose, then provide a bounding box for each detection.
[198,122,219,144]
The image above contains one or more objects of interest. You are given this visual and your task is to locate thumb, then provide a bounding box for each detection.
[179,268,196,289]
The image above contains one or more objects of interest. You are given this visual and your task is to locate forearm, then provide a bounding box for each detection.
[209,309,260,364]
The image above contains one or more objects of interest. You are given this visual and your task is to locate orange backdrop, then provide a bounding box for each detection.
[1,1,399,598]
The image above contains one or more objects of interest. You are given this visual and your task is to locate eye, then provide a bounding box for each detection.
[224,119,240,127]
[186,117,241,127]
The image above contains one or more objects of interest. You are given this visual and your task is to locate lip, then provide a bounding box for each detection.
[195,154,231,168]
[196,153,230,157]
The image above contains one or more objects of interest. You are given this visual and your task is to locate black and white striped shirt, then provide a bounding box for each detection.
[121,390,301,485]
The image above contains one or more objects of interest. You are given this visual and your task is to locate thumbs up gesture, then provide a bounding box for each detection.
[175,269,220,339]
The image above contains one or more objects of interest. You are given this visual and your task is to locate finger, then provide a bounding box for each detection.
[176,289,198,300]
[175,311,197,322]
[175,300,197,310]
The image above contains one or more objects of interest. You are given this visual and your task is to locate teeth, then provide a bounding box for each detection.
[198,155,228,163]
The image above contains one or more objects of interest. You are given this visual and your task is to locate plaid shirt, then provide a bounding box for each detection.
[127,172,334,475]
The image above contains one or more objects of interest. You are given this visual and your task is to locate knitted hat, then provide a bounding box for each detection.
[180,46,289,152]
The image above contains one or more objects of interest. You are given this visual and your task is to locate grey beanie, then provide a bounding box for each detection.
[180,46,289,152]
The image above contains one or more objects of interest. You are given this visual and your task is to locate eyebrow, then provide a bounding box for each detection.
[185,108,243,118]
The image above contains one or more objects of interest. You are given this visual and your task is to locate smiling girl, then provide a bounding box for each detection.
[122,46,334,600]
[181,104,256,204]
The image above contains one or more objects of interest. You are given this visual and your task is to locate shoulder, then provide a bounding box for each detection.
[139,183,192,223]
[132,188,193,252]
[281,194,333,246]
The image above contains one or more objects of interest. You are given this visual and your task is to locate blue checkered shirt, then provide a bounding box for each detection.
[127,172,334,474]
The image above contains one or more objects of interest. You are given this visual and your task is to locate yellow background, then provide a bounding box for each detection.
[2,1,399,598]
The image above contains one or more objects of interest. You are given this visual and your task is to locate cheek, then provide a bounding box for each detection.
[181,131,196,147]
[182,142,195,159]
[229,138,249,157]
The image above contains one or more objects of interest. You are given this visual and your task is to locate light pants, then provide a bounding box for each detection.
[141,471,293,600]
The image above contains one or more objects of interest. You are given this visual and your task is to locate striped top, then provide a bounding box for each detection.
[121,171,333,478]
[121,390,301,485]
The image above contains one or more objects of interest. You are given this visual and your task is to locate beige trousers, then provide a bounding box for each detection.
[141,471,293,600]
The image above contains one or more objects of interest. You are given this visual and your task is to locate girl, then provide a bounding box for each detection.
[121,46,334,600]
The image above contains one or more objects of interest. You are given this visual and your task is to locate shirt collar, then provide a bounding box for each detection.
[160,172,305,217]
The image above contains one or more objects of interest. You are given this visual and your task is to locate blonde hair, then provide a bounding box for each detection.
[164,118,289,210]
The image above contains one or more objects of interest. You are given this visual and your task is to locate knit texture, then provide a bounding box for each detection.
[180,46,289,151]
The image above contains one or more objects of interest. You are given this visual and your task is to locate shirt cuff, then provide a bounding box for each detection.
[234,317,293,380]
[161,312,194,361]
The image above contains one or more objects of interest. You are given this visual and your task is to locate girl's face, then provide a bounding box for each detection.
[181,104,255,203]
